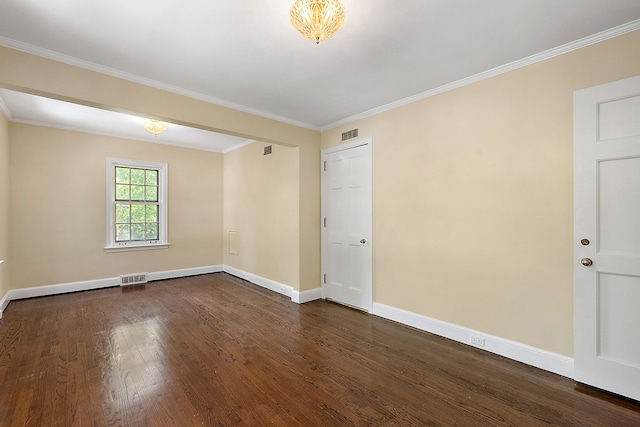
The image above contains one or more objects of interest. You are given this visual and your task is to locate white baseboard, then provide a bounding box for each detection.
[0,267,574,380]
[148,265,223,281]
[0,265,223,318]
[221,265,322,304]
[209,270,574,379]
[8,276,119,301]
[223,265,294,298]
[0,264,314,318]
[0,295,9,319]
[293,287,322,304]
[373,302,574,379]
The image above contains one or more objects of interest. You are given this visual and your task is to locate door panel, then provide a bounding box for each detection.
[598,94,640,140]
[574,75,640,401]
[598,273,640,369]
[598,157,640,254]
[322,139,372,311]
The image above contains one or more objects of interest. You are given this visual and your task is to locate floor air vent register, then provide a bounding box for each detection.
[120,273,148,286]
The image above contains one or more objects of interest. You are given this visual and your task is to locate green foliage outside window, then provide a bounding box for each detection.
[114,167,160,242]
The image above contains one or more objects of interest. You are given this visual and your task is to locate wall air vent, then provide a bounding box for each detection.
[264,145,272,155]
[341,128,359,142]
[120,273,148,286]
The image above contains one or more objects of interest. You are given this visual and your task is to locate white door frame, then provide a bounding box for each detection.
[321,136,373,312]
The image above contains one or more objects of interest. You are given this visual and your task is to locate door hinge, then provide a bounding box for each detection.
[323,161,326,171]
[323,274,326,284]
[323,217,327,227]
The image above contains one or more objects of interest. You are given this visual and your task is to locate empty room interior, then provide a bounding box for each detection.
[1,1,640,425]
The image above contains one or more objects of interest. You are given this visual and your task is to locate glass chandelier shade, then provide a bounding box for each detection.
[142,119,169,135]
[290,0,346,44]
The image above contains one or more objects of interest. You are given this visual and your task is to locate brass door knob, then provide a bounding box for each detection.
[581,258,593,266]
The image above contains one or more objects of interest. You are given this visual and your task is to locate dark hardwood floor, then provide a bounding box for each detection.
[0,273,638,426]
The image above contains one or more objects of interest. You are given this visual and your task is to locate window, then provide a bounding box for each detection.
[105,158,168,251]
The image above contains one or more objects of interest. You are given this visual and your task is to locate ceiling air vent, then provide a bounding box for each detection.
[341,128,358,142]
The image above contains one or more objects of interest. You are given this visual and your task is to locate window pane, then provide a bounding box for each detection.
[116,224,130,242]
[146,186,158,202]
[146,223,159,240]
[108,159,166,248]
[131,224,145,241]
[115,204,130,223]
[146,170,158,186]
[115,167,130,184]
[131,185,145,201]
[131,205,145,223]
[116,184,130,201]
[146,205,158,222]
[131,168,145,185]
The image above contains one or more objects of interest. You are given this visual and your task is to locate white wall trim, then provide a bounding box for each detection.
[222,265,322,304]
[4,21,638,134]
[293,287,322,304]
[8,277,119,301]
[0,36,319,132]
[0,95,12,120]
[222,139,256,154]
[105,157,169,250]
[214,268,574,378]
[223,265,295,298]
[0,295,9,319]
[373,303,574,379]
[321,19,640,131]
[0,265,223,318]
[147,265,223,281]
[0,264,312,318]
[0,263,574,379]
[0,116,256,154]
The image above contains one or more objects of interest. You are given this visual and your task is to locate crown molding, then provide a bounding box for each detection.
[321,19,640,131]
[0,94,12,120]
[0,37,320,132]
[223,139,256,154]
[2,19,639,135]
[7,118,234,153]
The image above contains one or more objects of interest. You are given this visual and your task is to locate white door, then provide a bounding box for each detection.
[322,137,372,311]
[574,75,640,401]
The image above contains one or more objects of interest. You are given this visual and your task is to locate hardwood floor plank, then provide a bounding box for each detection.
[1,272,639,426]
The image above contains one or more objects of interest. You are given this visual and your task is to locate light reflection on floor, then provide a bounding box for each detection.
[107,313,170,403]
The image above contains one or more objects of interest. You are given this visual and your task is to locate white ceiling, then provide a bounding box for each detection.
[0,88,252,152]
[1,0,640,149]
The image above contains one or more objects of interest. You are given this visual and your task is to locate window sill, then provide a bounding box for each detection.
[104,243,170,253]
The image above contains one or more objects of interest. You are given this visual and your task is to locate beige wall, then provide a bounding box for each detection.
[0,111,8,298]
[8,124,223,289]
[3,30,638,357]
[0,47,318,148]
[0,45,321,296]
[297,140,321,292]
[224,142,300,289]
[321,30,640,357]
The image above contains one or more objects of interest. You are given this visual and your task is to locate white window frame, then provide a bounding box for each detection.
[105,157,169,252]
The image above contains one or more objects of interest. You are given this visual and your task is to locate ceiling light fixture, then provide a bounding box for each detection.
[290,0,345,44]
[142,119,169,135]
